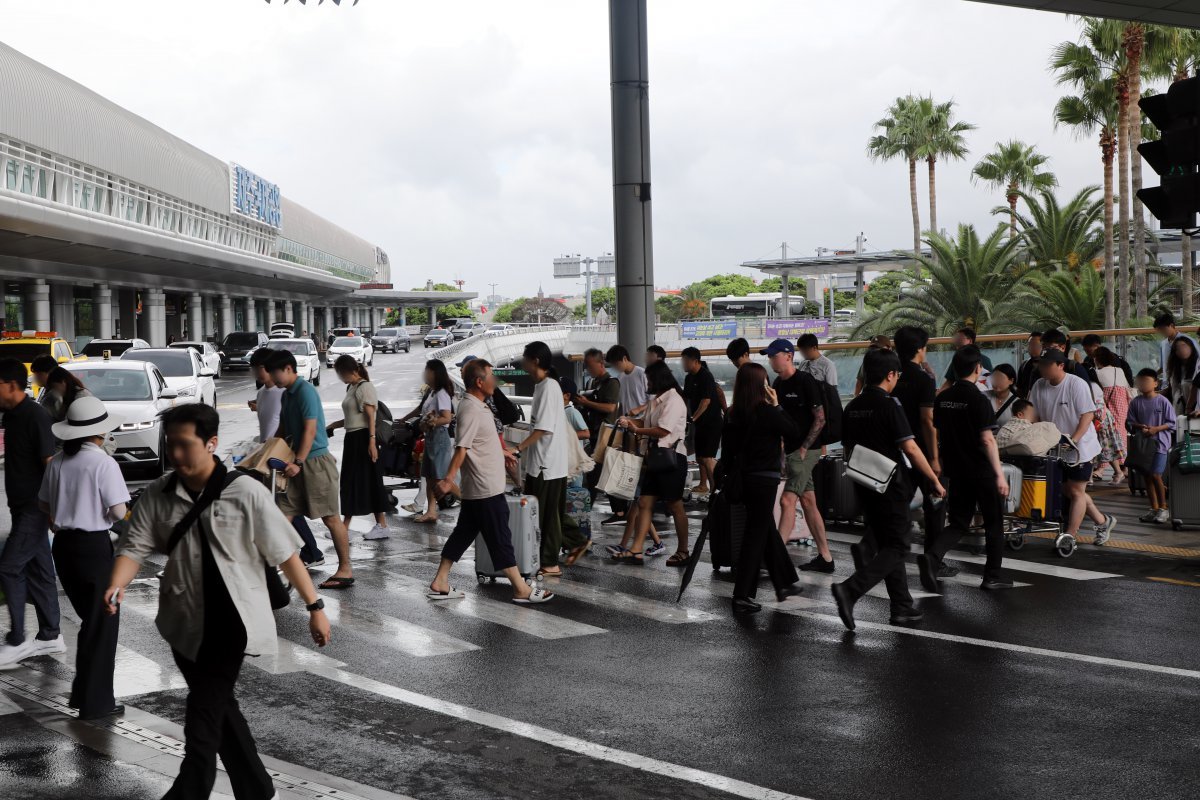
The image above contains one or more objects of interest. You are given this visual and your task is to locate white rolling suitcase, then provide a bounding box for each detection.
[1001,462,1023,514]
[476,492,541,583]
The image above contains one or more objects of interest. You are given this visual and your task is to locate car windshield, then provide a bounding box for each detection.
[222,333,260,349]
[0,342,51,362]
[427,329,447,336]
[375,329,398,337]
[267,341,311,355]
[168,342,204,352]
[332,329,356,337]
[123,351,194,378]
[81,341,133,357]
[73,368,152,401]
[332,337,362,348]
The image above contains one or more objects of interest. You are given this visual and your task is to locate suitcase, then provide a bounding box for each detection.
[815,455,862,523]
[1013,456,1063,522]
[566,484,593,540]
[706,490,747,570]
[1168,458,1200,529]
[476,493,540,582]
[1001,462,1022,514]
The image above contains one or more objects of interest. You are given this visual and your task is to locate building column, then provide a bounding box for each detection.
[427,304,437,327]
[219,295,233,340]
[399,307,407,327]
[266,299,277,329]
[25,279,50,331]
[201,295,214,339]
[323,306,333,335]
[93,284,113,339]
[188,293,203,341]
[283,301,294,325]
[50,283,75,342]
[146,289,167,347]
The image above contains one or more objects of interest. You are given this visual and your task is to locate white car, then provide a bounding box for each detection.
[64,360,179,476]
[326,335,373,368]
[121,348,217,406]
[264,338,321,386]
[484,324,514,337]
[169,341,223,379]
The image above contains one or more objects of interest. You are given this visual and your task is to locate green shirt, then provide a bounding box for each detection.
[280,377,328,459]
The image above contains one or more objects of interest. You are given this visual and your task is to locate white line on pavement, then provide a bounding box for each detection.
[304,594,481,657]
[538,574,719,623]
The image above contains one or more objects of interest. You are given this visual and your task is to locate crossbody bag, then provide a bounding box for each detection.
[845,444,898,494]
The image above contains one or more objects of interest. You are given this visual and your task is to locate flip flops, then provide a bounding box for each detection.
[318,575,355,590]
[512,588,555,605]
[426,588,466,600]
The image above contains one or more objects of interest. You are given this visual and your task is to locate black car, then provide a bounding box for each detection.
[423,328,452,348]
[220,331,269,370]
[372,327,411,353]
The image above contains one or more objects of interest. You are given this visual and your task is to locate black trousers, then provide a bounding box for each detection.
[927,473,1005,580]
[915,472,946,553]
[0,508,60,646]
[51,530,118,716]
[164,613,273,799]
[844,485,915,613]
[733,476,799,599]
[442,495,517,570]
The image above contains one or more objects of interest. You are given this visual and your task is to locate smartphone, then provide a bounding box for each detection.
[107,588,121,608]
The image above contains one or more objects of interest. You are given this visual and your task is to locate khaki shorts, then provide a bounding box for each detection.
[278,452,340,521]
[783,448,821,496]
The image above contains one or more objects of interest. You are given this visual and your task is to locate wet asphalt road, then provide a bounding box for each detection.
[2,345,1200,800]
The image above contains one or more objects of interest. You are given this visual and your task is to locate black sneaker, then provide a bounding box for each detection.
[830,583,857,631]
[799,554,836,573]
[936,562,960,578]
[917,554,942,594]
[889,608,924,625]
[981,576,1014,590]
[600,515,626,527]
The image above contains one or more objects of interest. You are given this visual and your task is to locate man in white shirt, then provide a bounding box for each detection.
[1028,349,1116,546]
[428,359,552,604]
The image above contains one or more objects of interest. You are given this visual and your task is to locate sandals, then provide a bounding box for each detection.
[512,588,555,605]
[605,544,631,558]
[536,567,563,578]
[411,514,439,524]
[565,541,592,566]
[318,575,355,590]
[666,551,690,567]
[616,552,644,566]
[427,588,466,600]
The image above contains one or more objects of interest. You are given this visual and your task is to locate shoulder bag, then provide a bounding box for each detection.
[845,444,898,494]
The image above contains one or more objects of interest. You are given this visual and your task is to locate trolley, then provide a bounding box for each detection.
[1002,439,1084,558]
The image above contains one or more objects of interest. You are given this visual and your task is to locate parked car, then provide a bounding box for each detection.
[264,338,321,385]
[326,335,373,368]
[220,331,269,370]
[371,327,411,353]
[451,321,486,340]
[80,338,151,358]
[121,348,217,406]
[65,359,178,476]
[327,327,361,348]
[270,322,295,338]
[423,327,452,348]
[169,340,223,379]
[483,324,514,337]
[0,331,82,398]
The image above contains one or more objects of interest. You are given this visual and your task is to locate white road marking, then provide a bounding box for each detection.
[306,663,815,800]
[539,575,718,623]
[304,594,480,658]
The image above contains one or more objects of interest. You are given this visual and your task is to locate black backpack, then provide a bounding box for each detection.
[817,381,843,446]
[491,387,523,426]
[375,399,395,445]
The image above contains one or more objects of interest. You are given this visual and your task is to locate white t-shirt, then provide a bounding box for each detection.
[421,388,453,417]
[617,366,647,415]
[39,442,130,531]
[646,390,688,456]
[1028,373,1101,463]
[256,385,285,443]
[525,376,569,480]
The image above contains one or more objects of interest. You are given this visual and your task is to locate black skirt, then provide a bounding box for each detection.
[340,428,391,516]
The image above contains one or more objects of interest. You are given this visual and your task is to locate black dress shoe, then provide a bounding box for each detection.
[981,576,1014,590]
[889,609,924,625]
[916,554,942,594]
[830,583,856,631]
[775,584,804,603]
[936,562,960,578]
[732,597,762,613]
[78,704,125,721]
[799,555,835,573]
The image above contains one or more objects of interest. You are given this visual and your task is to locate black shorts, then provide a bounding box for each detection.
[1062,462,1094,482]
[693,419,722,459]
[639,451,688,502]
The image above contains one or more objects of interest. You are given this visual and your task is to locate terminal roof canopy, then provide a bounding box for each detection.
[743,250,926,278]
[349,289,477,308]
[968,0,1200,28]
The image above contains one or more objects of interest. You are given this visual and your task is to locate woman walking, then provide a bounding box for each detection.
[1095,346,1131,484]
[401,360,455,524]
[41,366,91,423]
[615,361,691,567]
[327,355,391,540]
[719,363,804,612]
[37,396,129,719]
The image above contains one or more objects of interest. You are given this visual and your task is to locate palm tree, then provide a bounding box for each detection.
[849,224,1033,338]
[867,96,923,256]
[911,96,976,239]
[1145,25,1200,317]
[1005,187,1104,271]
[972,141,1058,237]
[1017,266,1108,331]
[1123,22,1149,319]
[1053,77,1119,328]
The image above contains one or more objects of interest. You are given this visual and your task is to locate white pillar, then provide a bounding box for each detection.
[201,295,214,339]
[219,295,233,340]
[94,284,113,339]
[49,283,75,342]
[266,299,277,328]
[25,279,50,331]
[146,289,167,347]
[283,301,294,325]
[399,307,407,327]
[188,293,203,341]
[323,306,333,334]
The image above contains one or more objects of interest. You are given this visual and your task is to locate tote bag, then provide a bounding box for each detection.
[597,436,642,500]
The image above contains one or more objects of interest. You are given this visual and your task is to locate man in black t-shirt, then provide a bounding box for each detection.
[0,358,62,668]
[681,348,724,497]
[927,346,1013,592]
[891,326,947,562]
[763,339,835,572]
[1015,331,1042,398]
[831,349,945,631]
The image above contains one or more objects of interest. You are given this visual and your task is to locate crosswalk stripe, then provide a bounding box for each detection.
[303,594,481,658]
[375,570,608,640]
[70,598,188,696]
[537,574,718,623]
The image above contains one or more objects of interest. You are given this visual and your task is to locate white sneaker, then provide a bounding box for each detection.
[1093,514,1117,546]
[31,635,66,655]
[0,639,36,668]
[1155,508,1171,524]
[363,524,391,540]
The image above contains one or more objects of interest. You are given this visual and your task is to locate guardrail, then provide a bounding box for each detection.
[433,326,571,387]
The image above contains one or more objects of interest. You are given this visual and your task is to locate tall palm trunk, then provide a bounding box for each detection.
[927,156,938,240]
[1126,24,1147,319]
[1116,74,1131,325]
[1102,129,1115,329]
[909,157,921,259]
[1007,186,1018,239]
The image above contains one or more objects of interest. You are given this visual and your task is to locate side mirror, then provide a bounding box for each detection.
[160,388,179,400]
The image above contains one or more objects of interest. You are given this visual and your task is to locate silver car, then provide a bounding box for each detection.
[65,360,179,476]
[264,338,321,385]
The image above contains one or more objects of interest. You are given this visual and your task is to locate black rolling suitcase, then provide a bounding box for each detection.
[815,454,862,524]
[706,489,747,571]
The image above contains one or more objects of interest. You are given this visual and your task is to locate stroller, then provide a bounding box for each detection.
[377,414,458,510]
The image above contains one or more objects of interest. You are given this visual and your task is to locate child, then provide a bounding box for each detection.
[1127,368,1176,524]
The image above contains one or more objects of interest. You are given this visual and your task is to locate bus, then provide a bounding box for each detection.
[709,292,807,318]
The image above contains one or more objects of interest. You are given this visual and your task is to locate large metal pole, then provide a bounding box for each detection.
[585,260,594,325]
[610,0,655,355]
[780,241,789,319]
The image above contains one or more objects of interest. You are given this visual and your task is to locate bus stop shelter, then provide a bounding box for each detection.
[741,250,925,317]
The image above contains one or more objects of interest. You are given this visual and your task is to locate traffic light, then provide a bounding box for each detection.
[1139,77,1200,230]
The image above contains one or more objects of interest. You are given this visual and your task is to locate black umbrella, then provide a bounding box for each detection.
[676,518,710,603]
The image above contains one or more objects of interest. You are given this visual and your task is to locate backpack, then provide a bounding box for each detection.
[817,381,843,446]
[491,386,523,426]
[375,399,394,446]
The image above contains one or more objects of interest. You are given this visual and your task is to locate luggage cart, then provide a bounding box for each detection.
[1002,440,1083,558]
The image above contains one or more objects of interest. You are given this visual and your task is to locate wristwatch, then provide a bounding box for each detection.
[306,598,325,612]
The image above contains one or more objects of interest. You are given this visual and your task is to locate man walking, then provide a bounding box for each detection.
[0,358,64,667]
[266,350,354,589]
[574,347,620,453]
[427,359,554,604]
[939,327,993,392]
[108,404,330,799]
[796,333,838,388]
[1155,312,1197,380]
[762,339,834,570]
[924,346,1013,592]
[681,347,724,498]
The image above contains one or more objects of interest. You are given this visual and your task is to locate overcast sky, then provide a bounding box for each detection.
[5,0,1129,297]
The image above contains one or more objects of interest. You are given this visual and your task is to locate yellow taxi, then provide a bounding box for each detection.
[0,331,82,395]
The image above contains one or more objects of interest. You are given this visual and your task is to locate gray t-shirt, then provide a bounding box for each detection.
[617,366,647,415]
[456,393,506,499]
[798,355,838,388]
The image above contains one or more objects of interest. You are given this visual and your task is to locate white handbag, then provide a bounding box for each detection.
[845,445,897,494]
[596,447,642,501]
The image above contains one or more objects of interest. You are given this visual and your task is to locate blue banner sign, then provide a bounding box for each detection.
[230,163,281,229]
[682,319,738,339]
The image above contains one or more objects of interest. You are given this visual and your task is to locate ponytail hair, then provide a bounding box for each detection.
[334,354,369,381]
